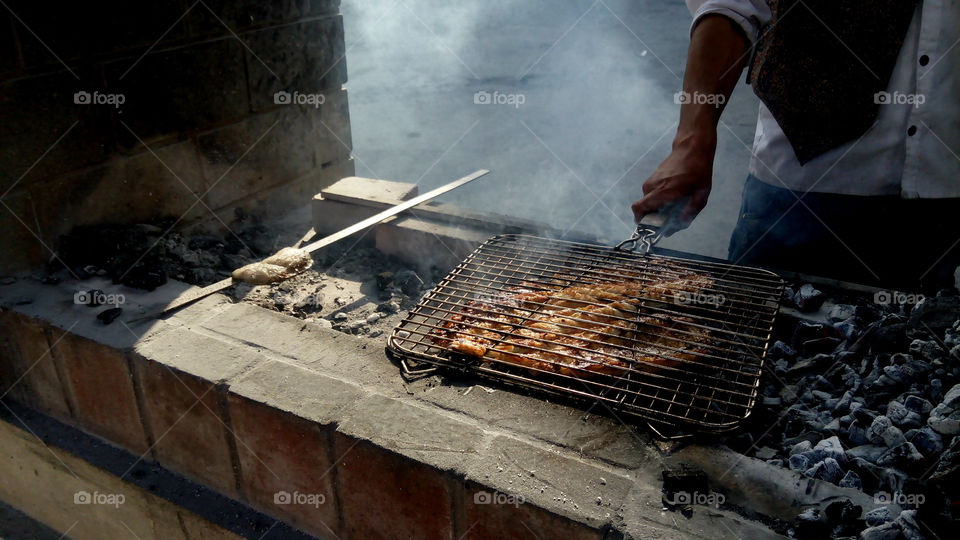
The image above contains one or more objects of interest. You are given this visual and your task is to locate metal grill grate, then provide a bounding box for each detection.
[388,235,784,432]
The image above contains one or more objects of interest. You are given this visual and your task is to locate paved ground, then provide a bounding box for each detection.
[341,0,761,259]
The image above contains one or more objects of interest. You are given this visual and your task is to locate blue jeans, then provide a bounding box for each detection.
[728,175,960,290]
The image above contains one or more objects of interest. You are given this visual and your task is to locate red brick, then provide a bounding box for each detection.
[133,359,238,497]
[334,432,452,540]
[228,394,340,538]
[0,311,70,419]
[51,330,149,454]
[463,485,603,540]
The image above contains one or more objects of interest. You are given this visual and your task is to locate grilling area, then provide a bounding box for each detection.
[2,2,959,540]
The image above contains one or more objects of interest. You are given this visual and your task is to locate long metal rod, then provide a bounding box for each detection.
[131,169,490,322]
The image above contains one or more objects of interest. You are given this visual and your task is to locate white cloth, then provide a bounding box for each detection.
[686,0,960,198]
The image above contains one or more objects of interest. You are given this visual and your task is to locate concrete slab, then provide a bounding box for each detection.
[320,176,418,207]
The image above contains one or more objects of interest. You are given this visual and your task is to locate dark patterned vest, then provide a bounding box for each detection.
[747,0,919,164]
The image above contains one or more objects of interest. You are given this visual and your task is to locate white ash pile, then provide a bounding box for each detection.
[720,283,960,539]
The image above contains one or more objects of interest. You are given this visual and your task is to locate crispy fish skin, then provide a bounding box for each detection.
[432,271,715,377]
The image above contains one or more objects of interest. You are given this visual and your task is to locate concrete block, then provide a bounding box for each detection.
[334,433,453,540]
[244,17,348,111]
[131,329,264,496]
[229,359,363,427]
[0,68,114,190]
[227,394,340,538]
[375,216,490,276]
[337,393,487,475]
[321,176,419,208]
[463,484,603,540]
[312,197,384,241]
[0,311,70,420]
[0,417,241,540]
[31,140,208,244]
[105,39,248,147]
[464,435,633,530]
[50,330,149,454]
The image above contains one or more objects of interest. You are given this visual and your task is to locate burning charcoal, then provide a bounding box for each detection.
[867,416,906,447]
[375,272,395,290]
[805,457,843,483]
[377,300,400,314]
[927,403,960,435]
[834,391,854,414]
[790,440,814,456]
[890,403,924,429]
[905,427,944,457]
[876,442,925,469]
[789,453,811,471]
[793,284,826,312]
[834,317,862,341]
[927,379,944,402]
[903,395,934,415]
[901,358,933,379]
[847,445,886,464]
[838,470,862,490]
[788,353,833,376]
[848,423,870,446]
[908,296,960,333]
[795,507,829,538]
[814,436,847,464]
[853,407,878,426]
[882,364,910,385]
[828,304,857,323]
[895,510,924,540]
[824,418,842,433]
[909,339,945,362]
[859,522,901,540]
[945,320,960,348]
[811,376,836,393]
[864,507,894,527]
[394,270,423,296]
[97,307,122,325]
[769,340,797,360]
[824,499,862,525]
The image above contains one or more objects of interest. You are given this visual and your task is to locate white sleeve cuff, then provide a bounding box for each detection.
[686,1,771,46]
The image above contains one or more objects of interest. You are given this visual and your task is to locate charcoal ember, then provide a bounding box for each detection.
[823,417,842,433]
[847,457,884,493]
[773,358,789,375]
[834,317,862,341]
[853,407,879,426]
[780,384,801,405]
[864,506,895,527]
[394,270,423,296]
[869,321,909,354]
[828,303,857,323]
[811,375,837,393]
[904,395,934,415]
[902,359,933,380]
[824,499,862,525]
[876,442,926,469]
[927,403,960,435]
[792,322,839,351]
[375,271,395,290]
[908,295,960,333]
[905,427,944,457]
[839,469,862,490]
[805,457,844,483]
[867,416,906,447]
[793,284,826,312]
[377,300,400,314]
[909,339,945,362]
[848,422,870,446]
[814,436,848,464]
[835,391,855,414]
[941,383,960,408]
[882,364,911,385]
[895,510,924,540]
[97,307,122,325]
[847,444,887,464]
[858,522,902,540]
[926,379,944,402]
[795,507,829,539]
[769,340,797,360]
[790,440,814,456]
[788,353,834,376]
[782,286,796,305]
[945,320,960,348]
[811,389,833,402]
[887,400,923,429]
[784,431,823,449]
[789,453,811,471]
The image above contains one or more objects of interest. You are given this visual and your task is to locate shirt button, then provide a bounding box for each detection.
[919,54,930,66]
[907,125,918,136]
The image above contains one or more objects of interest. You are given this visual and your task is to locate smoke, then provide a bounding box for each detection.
[341,0,750,255]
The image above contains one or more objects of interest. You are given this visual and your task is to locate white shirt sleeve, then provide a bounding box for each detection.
[686,0,771,45]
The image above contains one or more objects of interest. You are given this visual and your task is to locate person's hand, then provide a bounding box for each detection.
[631,142,715,234]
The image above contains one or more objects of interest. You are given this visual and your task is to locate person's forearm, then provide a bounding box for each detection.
[675,15,751,152]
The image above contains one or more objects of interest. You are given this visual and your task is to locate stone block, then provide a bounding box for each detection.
[0,311,70,419]
[337,393,487,474]
[463,484,603,540]
[229,359,363,427]
[375,216,490,276]
[334,433,453,540]
[244,17,347,111]
[50,330,148,454]
[321,176,418,208]
[0,69,114,190]
[131,329,262,497]
[105,39,248,147]
[31,140,207,245]
[7,1,187,67]
[227,393,340,538]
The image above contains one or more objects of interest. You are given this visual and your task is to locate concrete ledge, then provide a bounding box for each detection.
[0,278,810,539]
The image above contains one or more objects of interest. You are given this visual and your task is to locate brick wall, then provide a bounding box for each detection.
[0,0,354,275]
